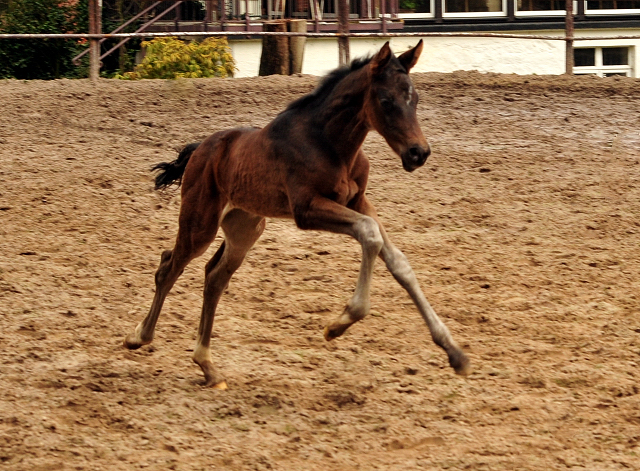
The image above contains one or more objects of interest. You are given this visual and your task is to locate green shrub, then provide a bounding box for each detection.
[116,37,236,80]
[0,0,88,79]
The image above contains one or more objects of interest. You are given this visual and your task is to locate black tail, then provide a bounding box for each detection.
[151,142,201,190]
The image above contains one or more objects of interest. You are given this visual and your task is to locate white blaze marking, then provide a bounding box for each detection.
[406,85,413,105]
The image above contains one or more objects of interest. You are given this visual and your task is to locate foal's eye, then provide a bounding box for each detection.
[380,98,394,112]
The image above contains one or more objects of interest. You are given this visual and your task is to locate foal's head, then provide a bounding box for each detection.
[364,41,430,172]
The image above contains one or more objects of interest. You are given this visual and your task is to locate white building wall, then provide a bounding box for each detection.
[228,40,263,77]
[392,34,565,75]
[228,28,640,78]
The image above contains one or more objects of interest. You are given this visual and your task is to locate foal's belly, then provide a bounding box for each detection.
[223,164,293,219]
[230,188,293,219]
[215,131,294,219]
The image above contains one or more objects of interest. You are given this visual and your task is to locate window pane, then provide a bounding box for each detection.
[587,0,640,8]
[574,48,595,67]
[602,48,628,66]
[399,0,432,12]
[517,0,564,10]
[445,0,503,12]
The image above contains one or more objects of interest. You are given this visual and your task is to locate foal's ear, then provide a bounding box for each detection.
[370,42,392,76]
[398,40,424,73]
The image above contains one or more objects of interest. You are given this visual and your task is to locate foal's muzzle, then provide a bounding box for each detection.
[401,144,430,172]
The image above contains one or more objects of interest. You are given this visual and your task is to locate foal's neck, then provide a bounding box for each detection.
[317,69,371,166]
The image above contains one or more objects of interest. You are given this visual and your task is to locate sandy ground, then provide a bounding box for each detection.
[0,71,639,471]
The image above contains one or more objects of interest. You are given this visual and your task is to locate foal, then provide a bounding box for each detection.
[125,41,470,388]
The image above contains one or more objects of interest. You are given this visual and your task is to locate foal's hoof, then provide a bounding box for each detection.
[323,324,348,341]
[448,350,471,377]
[123,333,151,350]
[197,359,227,389]
[323,325,336,341]
[204,376,228,389]
[211,380,228,390]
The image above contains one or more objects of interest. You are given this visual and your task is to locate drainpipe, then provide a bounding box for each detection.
[565,0,574,75]
[338,0,350,66]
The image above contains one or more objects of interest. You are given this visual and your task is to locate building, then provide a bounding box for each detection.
[137,0,639,77]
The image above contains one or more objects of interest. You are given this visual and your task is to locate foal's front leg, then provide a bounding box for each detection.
[356,196,471,376]
[294,197,384,339]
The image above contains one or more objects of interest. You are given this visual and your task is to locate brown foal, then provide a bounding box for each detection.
[124,41,470,388]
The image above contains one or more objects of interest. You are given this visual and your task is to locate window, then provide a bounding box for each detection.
[443,0,507,17]
[603,47,629,66]
[586,0,640,9]
[399,0,434,17]
[586,0,640,14]
[573,47,633,77]
[445,0,504,12]
[575,48,596,67]
[517,0,564,11]
[516,0,577,15]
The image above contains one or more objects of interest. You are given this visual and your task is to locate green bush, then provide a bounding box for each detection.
[116,37,236,80]
[0,0,88,79]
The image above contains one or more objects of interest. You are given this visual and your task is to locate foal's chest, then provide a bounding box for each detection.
[332,179,360,206]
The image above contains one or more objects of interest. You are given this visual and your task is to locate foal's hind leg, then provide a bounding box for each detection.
[124,196,222,349]
[357,196,470,376]
[192,208,265,388]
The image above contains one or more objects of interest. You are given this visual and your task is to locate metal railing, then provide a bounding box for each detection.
[2,0,640,80]
[4,30,640,39]
[72,1,163,65]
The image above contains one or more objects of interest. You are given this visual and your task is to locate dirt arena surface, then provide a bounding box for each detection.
[1,70,639,471]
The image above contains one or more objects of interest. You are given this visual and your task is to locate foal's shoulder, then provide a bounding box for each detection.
[350,150,370,186]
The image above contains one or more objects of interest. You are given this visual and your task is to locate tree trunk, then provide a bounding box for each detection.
[259,21,289,76]
[288,19,306,75]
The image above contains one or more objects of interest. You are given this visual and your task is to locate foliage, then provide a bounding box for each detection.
[99,0,150,77]
[398,0,431,12]
[0,0,88,79]
[116,37,236,80]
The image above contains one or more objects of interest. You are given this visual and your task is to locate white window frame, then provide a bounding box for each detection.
[515,0,577,16]
[396,0,640,19]
[398,0,436,18]
[585,0,640,16]
[573,46,634,77]
[442,0,508,17]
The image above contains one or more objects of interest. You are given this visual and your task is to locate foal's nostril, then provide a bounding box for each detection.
[409,145,429,162]
[402,145,429,171]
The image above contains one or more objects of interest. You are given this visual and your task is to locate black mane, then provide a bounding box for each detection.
[284,56,373,111]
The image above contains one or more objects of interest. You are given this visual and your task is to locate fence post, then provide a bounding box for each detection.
[435,0,442,23]
[174,0,180,31]
[289,20,307,74]
[205,0,213,23]
[565,0,574,75]
[221,0,226,30]
[88,0,101,81]
[338,0,350,66]
[245,0,250,31]
[313,0,320,32]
